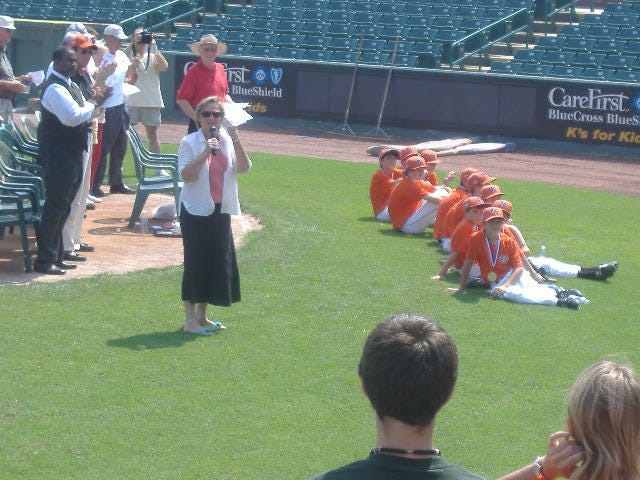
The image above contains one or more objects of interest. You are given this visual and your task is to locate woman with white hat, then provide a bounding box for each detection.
[176,34,230,134]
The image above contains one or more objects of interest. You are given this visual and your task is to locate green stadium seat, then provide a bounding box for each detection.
[175,28,202,41]
[604,3,631,14]
[328,10,355,23]
[299,21,328,36]
[252,18,279,33]
[393,54,418,67]
[354,24,377,37]
[224,44,252,56]
[279,0,304,8]
[581,67,614,81]
[542,50,575,65]
[224,4,252,16]
[201,16,229,30]
[602,54,636,70]
[328,37,358,51]
[172,39,191,52]
[623,40,640,55]
[563,37,596,53]
[610,70,640,82]
[300,35,329,50]
[327,0,348,10]
[519,63,553,76]
[353,12,376,24]
[303,0,325,9]
[224,31,252,45]
[277,47,306,59]
[353,1,375,12]
[513,48,545,63]
[359,52,391,65]
[329,50,357,63]
[48,6,74,20]
[378,2,403,14]
[536,36,565,50]
[607,14,639,27]
[155,38,174,51]
[275,19,300,33]
[580,13,609,25]
[384,40,414,54]
[251,45,279,58]
[303,49,332,62]
[304,9,330,22]
[429,4,455,17]
[226,17,254,30]
[616,27,640,41]
[278,8,302,20]
[275,33,302,47]
[327,22,355,37]
[584,25,619,39]
[378,25,403,40]
[360,39,387,52]
[548,65,583,78]
[572,52,605,68]
[591,39,625,54]
[490,61,522,74]
[411,42,443,68]
[557,24,582,37]
[251,32,276,46]
[378,13,405,26]
[253,6,281,18]
[433,16,463,30]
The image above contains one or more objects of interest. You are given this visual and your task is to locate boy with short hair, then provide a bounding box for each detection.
[369,148,403,222]
[450,207,589,309]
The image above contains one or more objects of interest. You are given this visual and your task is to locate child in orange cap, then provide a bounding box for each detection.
[387,155,447,234]
[369,148,402,222]
[419,149,455,188]
[432,196,489,284]
[433,167,478,244]
[438,172,497,252]
[449,207,589,309]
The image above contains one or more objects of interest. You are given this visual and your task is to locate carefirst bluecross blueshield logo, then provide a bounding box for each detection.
[230,64,284,98]
[632,93,640,114]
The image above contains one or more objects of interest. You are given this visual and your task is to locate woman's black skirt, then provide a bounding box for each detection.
[180,203,240,306]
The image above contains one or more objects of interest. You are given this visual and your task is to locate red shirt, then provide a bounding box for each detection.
[176,60,229,108]
[466,231,523,283]
[369,168,403,215]
[388,177,435,231]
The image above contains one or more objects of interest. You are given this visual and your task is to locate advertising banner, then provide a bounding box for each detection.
[539,82,640,146]
[174,55,296,118]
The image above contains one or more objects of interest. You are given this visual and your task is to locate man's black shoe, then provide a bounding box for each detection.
[77,243,95,252]
[63,251,86,262]
[110,184,135,194]
[596,261,618,280]
[91,188,106,198]
[34,264,66,275]
[56,261,77,270]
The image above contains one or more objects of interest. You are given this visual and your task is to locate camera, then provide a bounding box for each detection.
[138,30,154,44]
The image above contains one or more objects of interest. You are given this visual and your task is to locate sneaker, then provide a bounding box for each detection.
[557,293,580,309]
[596,261,618,280]
[87,194,102,203]
[91,188,106,198]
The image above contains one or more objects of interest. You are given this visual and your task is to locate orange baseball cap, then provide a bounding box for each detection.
[479,184,503,201]
[403,155,427,171]
[460,167,479,188]
[399,146,419,161]
[68,34,97,50]
[493,199,512,215]
[483,206,504,222]
[420,149,440,163]
[379,148,399,160]
[463,196,490,210]
[466,172,496,190]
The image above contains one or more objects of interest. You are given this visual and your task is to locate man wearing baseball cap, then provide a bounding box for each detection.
[0,16,30,124]
[91,24,139,197]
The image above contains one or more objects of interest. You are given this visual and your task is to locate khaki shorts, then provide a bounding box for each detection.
[127,106,161,126]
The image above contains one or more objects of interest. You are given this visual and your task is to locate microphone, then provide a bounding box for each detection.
[209,126,218,155]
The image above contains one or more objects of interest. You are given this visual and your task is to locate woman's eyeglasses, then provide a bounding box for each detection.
[201,111,223,118]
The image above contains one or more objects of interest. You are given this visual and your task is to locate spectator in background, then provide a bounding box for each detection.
[125,27,168,154]
[0,16,29,125]
[176,34,230,134]
[309,313,584,480]
[91,24,139,197]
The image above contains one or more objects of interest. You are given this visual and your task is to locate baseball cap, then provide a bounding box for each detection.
[403,155,427,171]
[67,34,96,50]
[420,149,441,163]
[103,24,128,40]
[479,184,503,201]
[379,148,399,160]
[463,196,490,211]
[493,199,512,215]
[466,171,496,190]
[0,15,16,30]
[483,207,504,222]
[460,167,479,188]
[399,146,419,161]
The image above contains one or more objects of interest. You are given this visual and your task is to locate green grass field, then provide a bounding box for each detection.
[1,152,638,479]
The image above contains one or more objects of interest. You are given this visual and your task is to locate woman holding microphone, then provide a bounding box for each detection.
[177,96,251,335]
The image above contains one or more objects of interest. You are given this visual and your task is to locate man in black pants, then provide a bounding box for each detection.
[34,46,111,275]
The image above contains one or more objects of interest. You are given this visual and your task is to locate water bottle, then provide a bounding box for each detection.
[140,215,149,234]
[539,245,547,257]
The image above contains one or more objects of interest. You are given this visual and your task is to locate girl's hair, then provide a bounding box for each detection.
[194,96,225,128]
[568,361,640,480]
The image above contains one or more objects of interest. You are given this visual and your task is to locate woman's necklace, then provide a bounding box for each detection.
[371,447,441,456]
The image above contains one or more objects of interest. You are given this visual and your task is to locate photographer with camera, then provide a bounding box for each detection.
[125,27,168,155]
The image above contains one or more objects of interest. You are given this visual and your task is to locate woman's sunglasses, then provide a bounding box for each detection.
[201,111,223,118]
